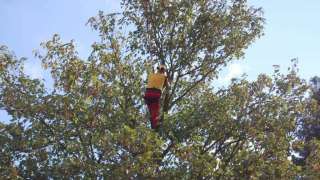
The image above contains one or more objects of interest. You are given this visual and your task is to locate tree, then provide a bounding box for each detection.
[0,0,314,179]
[292,76,320,178]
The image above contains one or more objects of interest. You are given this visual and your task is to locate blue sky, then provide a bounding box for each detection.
[243,0,320,80]
[219,0,320,84]
[1,0,320,121]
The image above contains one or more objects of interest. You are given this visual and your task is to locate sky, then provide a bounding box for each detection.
[220,0,320,84]
[1,0,320,121]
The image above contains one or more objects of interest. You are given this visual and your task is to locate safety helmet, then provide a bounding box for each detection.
[157,64,166,71]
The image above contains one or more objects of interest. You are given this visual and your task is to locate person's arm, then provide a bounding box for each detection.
[163,73,170,89]
[164,77,169,89]
[166,70,172,86]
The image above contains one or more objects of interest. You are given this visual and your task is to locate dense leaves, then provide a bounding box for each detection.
[292,76,320,178]
[1,0,319,179]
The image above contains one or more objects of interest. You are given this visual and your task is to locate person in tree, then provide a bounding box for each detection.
[144,64,169,129]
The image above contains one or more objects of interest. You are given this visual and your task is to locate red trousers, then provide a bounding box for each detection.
[144,88,161,129]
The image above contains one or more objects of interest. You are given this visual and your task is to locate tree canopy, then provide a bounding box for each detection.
[1,0,320,179]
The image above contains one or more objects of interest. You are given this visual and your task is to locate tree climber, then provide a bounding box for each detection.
[144,64,169,129]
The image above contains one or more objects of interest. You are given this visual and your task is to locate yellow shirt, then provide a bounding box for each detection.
[147,73,166,90]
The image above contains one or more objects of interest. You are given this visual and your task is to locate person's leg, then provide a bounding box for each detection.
[144,89,161,129]
[145,100,152,114]
[144,90,154,113]
[150,100,160,129]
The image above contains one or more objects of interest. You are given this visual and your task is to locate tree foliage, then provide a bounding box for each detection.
[1,0,319,179]
[292,76,320,178]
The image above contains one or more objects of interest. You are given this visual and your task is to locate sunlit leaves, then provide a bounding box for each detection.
[1,0,318,179]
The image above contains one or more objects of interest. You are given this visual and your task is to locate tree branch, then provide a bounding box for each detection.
[169,62,222,109]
